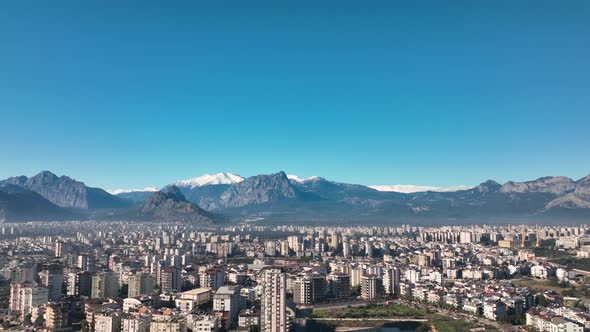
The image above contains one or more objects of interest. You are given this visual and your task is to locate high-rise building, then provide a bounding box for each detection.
[160,267,181,293]
[460,231,472,244]
[365,241,373,257]
[280,240,290,257]
[78,254,94,272]
[350,265,365,287]
[405,269,421,284]
[13,263,37,283]
[9,281,49,320]
[329,232,340,250]
[265,241,277,256]
[55,241,64,257]
[287,236,300,252]
[361,274,384,300]
[38,264,64,301]
[342,242,351,257]
[213,285,242,329]
[260,267,287,332]
[293,273,326,305]
[91,272,119,299]
[328,272,351,298]
[383,267,401,296]
[128,273,155,298]
[199,267,225,290]
[67,271,92,297]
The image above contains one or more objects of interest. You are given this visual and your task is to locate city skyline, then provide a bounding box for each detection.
[2,2,590,332]
[1,0,590,189]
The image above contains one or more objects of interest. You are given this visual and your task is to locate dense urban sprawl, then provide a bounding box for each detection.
[0,222,589,332]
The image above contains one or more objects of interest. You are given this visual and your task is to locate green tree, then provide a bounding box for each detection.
[35,315,45,327]
[536,294,549,307]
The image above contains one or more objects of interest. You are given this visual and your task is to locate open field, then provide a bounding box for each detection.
[312,303,436,319]
[511,279,572,294]
[309,303,501,332]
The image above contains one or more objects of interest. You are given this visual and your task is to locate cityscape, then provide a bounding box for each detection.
[1,220,590,332]
[2,1,590,331]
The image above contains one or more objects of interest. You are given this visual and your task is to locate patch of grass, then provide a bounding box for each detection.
[310,303,503,332]
[312,303,432,319]
[430,319,478,332]
[306,320,424,331]
[533,248,571,259]
[512,279,572,295]
[551,258,590,271]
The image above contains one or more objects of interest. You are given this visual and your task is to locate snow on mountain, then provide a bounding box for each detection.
[175,173,245,188]
[107,187,159,195]
[287,174,320,183]
[369,184,472,193]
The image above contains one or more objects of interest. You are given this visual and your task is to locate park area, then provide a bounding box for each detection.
[308,303,500,332]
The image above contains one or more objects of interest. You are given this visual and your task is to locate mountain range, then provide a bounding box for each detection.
[1,170,590,224]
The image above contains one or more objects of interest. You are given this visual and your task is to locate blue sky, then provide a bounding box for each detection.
[1,1,589,190]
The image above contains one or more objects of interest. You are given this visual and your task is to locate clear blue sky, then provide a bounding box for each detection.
[1,0,589,190]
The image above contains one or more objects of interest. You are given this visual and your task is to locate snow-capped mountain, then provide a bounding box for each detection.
[107,187,158,195]
[175,173,244,188]
[369,184,472,193]
[286,174,320,183]
[3,170,590,223]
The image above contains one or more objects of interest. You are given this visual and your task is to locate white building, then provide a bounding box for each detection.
[549,317,584,332]
[176,288,211,311]
[213,285,242,328]
[150,314,187,332]
[94,310,122,332]
[260,267,287,332]
[382,267,400,295]
[405,269,420,284]
[361,274,383,300]
[531,265,556,279]
[9,281,49,320]
[122,316,151,332]
[186,314,218,332]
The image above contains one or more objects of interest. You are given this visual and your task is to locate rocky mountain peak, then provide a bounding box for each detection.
[577,175,590,185]
[215,171,298,208]
[36,170,59,180]
[473,180,501,193]
[159,185,186,201]
[500,176,576,195]
[1,171,130,209]
[141,186,215,224]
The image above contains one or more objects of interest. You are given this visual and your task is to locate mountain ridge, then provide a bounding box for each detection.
[2,170,590,223]
[0,184,74,222]
[0,171,131,209]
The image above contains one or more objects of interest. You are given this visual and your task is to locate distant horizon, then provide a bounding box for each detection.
[2,169,590,194]
[1,1,589,189]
